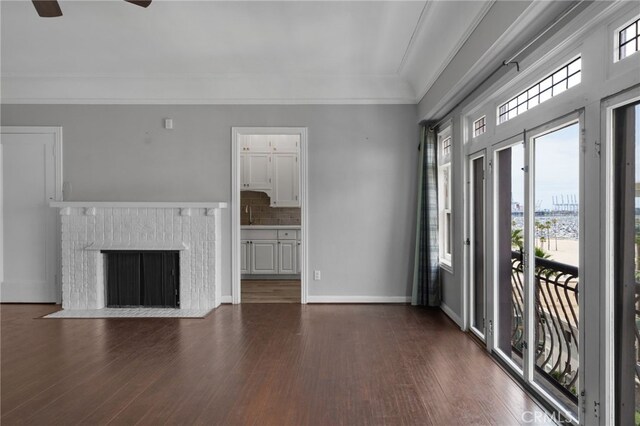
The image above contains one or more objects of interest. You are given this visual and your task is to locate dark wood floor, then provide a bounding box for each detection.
[241,280,301,303]
[1,304,549,425]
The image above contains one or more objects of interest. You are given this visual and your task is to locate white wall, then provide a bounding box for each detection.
[0,104,419,301]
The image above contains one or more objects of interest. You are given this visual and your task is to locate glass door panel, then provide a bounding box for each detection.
[531,122,580,414]
[613,102,639,425]
[470,154,486,337]
[495,142,525,371]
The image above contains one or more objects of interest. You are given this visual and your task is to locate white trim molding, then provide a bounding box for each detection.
[0,74,416,105]
[307,296,411,304]
[50,201,227,209]
[440,302,463,329]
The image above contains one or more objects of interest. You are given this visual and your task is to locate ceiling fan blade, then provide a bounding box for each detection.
[32,0,62,17]
[124,0,152,8]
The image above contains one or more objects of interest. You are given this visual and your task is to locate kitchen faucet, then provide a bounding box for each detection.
[244,204,254,225]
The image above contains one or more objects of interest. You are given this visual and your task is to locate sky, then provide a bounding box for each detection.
[510,123,580,211]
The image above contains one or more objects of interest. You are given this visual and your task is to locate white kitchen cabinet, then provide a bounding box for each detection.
[241,135,271,153]
[240,240,250,274]
[272,154,300,207]
[271,135,299,153]
[241,228,301,276]
[241,153,272,191]
[296,240,301,274]
[250,240,278,274]
[278,241,297,274]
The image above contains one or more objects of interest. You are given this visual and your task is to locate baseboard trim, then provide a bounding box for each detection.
[307,296,411,304]
[220,296,233,304]
[440,302,463,329]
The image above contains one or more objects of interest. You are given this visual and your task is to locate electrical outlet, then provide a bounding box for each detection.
[314,270,321,280]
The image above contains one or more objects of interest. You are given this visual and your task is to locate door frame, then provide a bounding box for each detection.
[0,126,63,303]
[231,127,308,304]
[467,149,487,342]
[600,87,640,425]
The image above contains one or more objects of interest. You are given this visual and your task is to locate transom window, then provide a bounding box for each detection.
[618,16,639,60]
[498,57,581,124]
[473,116,486,138]
[441,136,452,157]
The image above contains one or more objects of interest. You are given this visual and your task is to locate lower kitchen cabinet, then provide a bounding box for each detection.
[242,228,301,276]
[250,240,278,274]
[240,240,250,274]
[278,241,297,274]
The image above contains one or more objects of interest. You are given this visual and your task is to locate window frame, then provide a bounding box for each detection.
[473,116,487,138]
[497,56,582,125]
[613,15,640,62]
[437,126,453,268]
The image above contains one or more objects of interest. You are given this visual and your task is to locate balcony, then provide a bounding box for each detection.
[510,250,579,403]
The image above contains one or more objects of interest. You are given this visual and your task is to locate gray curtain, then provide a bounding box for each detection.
[412,125,441,306]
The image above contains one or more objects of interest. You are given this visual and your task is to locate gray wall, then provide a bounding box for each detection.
[1,104,418,300]
[417,2,531,120]
[416,0,532,315]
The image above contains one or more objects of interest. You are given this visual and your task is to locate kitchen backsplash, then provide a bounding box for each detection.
[241,191,301,226]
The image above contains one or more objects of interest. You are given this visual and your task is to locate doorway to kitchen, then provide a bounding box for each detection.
[231,127,308,304]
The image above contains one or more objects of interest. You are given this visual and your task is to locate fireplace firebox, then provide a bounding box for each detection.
[104,251,179,308]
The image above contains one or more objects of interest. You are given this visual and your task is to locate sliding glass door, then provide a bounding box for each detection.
[469,152,486,339]
[494,138,525,372]
[491,114,583,421]
[613,101,640,425]
[529,121,581,413]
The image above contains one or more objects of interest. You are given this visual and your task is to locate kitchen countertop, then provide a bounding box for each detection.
[241,225,301,229]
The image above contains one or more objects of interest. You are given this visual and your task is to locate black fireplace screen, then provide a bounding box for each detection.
[104,251,179,308]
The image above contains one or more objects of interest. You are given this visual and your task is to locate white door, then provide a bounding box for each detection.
[246,154,272,190]
[240,240,250,274]
[273,154,299,207]
[278,241,297,274]
[250,240,278,274]
[1,130,59,302]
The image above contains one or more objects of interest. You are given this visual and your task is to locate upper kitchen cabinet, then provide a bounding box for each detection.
[240,133,301,207]
[270,135,300,153]
[241,153,272,191]
[272,154,299,207]
[241,135,271,153]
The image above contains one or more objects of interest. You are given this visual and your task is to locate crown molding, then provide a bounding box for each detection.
[411,0,495,101]
[396,1,435,75]
[0,73,417,105]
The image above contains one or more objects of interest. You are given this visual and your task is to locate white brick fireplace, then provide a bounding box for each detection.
[50,202,227,311]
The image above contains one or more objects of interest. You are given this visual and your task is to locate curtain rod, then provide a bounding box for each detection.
[503,0,584,65]
[425,0,585,131]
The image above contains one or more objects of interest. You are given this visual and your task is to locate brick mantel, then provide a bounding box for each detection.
[50,202,227,311]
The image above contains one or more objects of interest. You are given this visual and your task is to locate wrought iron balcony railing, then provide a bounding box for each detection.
[511,250,579,402]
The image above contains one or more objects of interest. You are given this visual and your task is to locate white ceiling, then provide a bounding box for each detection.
[0,0,493,104]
